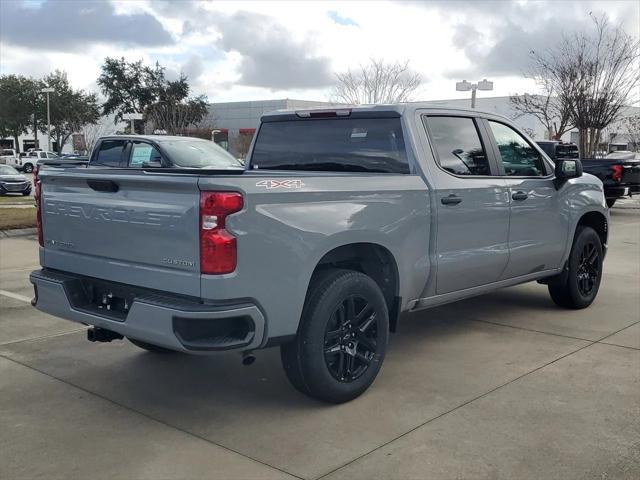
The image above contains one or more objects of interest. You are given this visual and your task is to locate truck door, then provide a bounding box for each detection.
[485,120,569,278]
[422,115,510,294]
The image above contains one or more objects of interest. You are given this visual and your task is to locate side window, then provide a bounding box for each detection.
[93,140,126,167]
[425,116,490,176]
[489,121,546,177]
[128,141,163,167]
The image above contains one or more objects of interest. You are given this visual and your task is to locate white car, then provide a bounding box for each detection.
[0,148,18,165]
[9,150,60,173]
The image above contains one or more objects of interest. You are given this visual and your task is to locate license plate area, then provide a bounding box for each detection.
[67,278,137,321]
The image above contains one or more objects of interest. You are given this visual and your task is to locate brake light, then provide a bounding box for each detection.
[610,165,623,182]
[200,192,243,274]
[34,165,43,247]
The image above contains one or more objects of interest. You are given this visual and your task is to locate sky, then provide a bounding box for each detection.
[0,0,638,105]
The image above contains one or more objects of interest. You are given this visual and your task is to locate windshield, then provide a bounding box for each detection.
[159,139,243,169]
[0,165,19,175]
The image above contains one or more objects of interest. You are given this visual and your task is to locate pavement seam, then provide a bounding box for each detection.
[314,320,639,480]
[596,341,640,351]
[0,353,304,480]
[470,318,640,351]
[468,317,595,343]
[0,327,87,347]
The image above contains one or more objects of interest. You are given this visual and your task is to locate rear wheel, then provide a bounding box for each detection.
[281,269,389,403]
[128,338,177,354]
[22,163,33,174]
[606,198,616,208]
[548,226,603,309]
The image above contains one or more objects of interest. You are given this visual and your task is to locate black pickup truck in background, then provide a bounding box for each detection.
[536,141,640,208]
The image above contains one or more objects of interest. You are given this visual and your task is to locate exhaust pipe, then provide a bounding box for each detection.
[242,351,256,366]
[87,327,123,343]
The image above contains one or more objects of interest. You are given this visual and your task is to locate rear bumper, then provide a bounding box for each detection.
[604,184,640,198]
[30,269,266,353]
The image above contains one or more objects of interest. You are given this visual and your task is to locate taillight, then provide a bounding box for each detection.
[34,165,43,247]
[610,165,623,182]
[199,192,243,274]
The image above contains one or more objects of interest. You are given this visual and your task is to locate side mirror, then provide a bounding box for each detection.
[554,158,582,187]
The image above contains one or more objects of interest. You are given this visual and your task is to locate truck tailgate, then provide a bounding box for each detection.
[40,169,201,297]
[621,161,640,185]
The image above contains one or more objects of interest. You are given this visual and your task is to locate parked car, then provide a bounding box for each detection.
[581,155,640,207]
[536,141,639,207]
[0,165,32,195]
[535,140,579,160]
[0,148,18,165]
[30,106,608,403]
[9,150,60,173]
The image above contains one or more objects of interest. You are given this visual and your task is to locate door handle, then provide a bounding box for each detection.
[512,191,528,201]
[87,179,119,193]
[441,194,462,205]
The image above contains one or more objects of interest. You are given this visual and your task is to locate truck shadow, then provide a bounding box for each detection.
[112,284,557,410]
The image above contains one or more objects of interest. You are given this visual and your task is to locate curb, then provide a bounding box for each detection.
[0,228,37,238]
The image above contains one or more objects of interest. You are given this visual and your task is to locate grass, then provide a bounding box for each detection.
[0,195,34,204]
[0,207,36,230]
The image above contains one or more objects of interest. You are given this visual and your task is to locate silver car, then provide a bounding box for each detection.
[0,165,32,196]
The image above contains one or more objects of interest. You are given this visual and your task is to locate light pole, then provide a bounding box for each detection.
[455,79,493,108]
[122,113,143,134]
[41,87,55,151]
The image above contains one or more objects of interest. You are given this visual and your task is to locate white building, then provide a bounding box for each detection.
[0,130,73,154]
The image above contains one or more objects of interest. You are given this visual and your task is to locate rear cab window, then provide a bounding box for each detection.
[250,117,410,174]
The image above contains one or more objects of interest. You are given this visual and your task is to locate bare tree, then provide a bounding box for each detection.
[510,78,573,140]
[79,119,117,154]
[621,114,640,151]
[232,133,254,159]
[332,59,422,104]
[531,15,640,157]
[145,96,208,135]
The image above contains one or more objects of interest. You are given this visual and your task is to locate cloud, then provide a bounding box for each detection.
[440,2,621,79]
[212,11,334,90]
[181,54,205,82]
[0,0,173,51]
[327,11,359,27]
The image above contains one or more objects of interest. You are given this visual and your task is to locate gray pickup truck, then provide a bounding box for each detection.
[30,105,608,403]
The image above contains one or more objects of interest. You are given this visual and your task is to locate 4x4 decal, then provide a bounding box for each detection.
[256,179,305,190]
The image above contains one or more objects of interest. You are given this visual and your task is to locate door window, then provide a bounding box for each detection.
[425,116,490,176]
[128,141,163,167]
[93,139,126,167]
[488,121,547,177]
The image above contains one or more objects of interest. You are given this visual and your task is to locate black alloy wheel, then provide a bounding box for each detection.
[324,295,379,382]
[576,241,600,297]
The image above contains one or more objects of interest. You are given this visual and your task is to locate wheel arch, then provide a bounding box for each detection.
[309,242,401,332]
[576,210,608,248]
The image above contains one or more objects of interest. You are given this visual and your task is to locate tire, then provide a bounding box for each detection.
[606,198,616,208]
[128,338,177,354]
[281,269,389,403]
[22,190,31,196]
[548,226,603,309]
[22,163,33,173]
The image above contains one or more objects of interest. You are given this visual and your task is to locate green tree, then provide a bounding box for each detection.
[38,71,100,153]
[0,75,41,153]
[97,57,207,134]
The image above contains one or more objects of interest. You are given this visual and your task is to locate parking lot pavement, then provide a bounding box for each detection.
[1,205,638,480]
